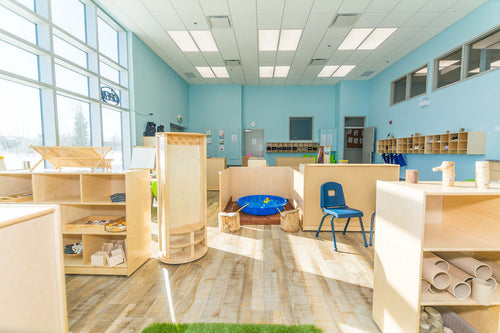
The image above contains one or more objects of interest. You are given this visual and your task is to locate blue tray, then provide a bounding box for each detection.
[237,195,287,216]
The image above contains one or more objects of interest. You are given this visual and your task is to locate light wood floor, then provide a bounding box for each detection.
[66,192,380,333]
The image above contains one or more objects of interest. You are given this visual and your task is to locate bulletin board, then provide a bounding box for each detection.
[346,129,363,148]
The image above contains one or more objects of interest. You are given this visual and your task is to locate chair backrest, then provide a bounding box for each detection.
[320,182,346,209]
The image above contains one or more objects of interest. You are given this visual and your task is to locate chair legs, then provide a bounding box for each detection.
[369,212,376,246]
[330,216,337,251]
[342,218,351,234]
[315,214,329,238]
[358,217,368,247]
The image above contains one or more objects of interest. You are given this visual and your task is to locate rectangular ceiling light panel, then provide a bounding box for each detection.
[190,31,218,51]
[317,65,339,77]
[259,30,280,51]
[195,66,215,78]
[274,66,290,77]
[167,31,199,52]
[338,28,373,50]
[358,28,397,50]
[278,29,302,51]
[259,66,274,77]
[212,66,230,78]
[332,65,356,77]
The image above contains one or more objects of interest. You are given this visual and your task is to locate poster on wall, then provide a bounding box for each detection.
[219,145,224,151]
[346,128,363,148]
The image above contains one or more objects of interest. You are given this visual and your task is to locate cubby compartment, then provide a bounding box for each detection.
[81,174,126,203]
[0,173,32,200]
[82,234,126,267]
[63,234,83,267]
[32,174,81,203]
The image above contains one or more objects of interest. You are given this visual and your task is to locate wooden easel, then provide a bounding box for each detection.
[30,146,113,172]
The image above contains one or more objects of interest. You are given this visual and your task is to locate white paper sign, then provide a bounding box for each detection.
[219,145,224,151]
[251,138,257,145]
[232,135,237,142]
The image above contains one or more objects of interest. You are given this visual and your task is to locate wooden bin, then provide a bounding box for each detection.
[156,133,208,264]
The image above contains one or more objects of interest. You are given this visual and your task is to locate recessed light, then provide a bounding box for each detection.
[259,66,274,77]
[167,31,199,52]
[259,30,280,51]
[211,66,230,78]
[332,65,356,77]
[274,66,290,78]
[190,31,218,52]
[317,66,339,77]
[358,28,397,50]
[195,66,215,78]
[278,29,302,51]
[338,28,373,50]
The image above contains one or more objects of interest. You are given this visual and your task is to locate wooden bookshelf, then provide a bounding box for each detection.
[0,170,151,276]
[373,181,500,332]
[376,131,486,155]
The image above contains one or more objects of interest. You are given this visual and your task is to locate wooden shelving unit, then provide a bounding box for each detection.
[373,181,500,332]
[0,170,151,276]
[156,133,208,264]
[376,131,486,155]
[266,141,319,153]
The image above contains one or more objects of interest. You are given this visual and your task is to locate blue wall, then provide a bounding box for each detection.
[369,0,500,180]
[129,34,189,145]
[189,85,242,165]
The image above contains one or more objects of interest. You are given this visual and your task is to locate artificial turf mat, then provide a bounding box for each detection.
[142,323,323,333]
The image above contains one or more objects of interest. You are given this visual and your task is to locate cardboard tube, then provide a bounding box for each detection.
[429,285,447,294]
[475,161,490,189]
[447,264,472,299]
[481,259,500,282]
[422,259,451,289]
[421,279,430,293]
[487,277,498,291]
[424,254,449,272]
[472,278,492,305]
[438,253,492,279]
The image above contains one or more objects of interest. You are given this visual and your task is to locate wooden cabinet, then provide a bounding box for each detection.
[376,131,486,155]
[0,205,67,332]
[156,133,207,264]
[0,170,151,276]
[373,181,500,332]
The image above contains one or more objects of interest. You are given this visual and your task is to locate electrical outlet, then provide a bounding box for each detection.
[495,125,500,132]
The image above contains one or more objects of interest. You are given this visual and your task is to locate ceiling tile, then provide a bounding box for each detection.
[365,0,400,13]
[452,0,488,11]
[329,50,355,64]
[169,0,203,15]
[392,0,429,12]
[403,12,441,28]
[421,0,459,12]
[257,14,283,29]
[258,51,277,65]
[257,0,285,14]
[203,52,225,65]
[338,0,372,14]
[427,11,468,28]
[305,13,334,29]
[232,15,257,30]
[212,30,240,59]
[281,13,309,28]
[180,15,210,30]
[310,0,342,14]
[354,12,387,27]
[276,52,296,65]
[156,15,185,30]
[140,0,176,15]
[379,11,413,27]
[199,0,230,16]
[228,0,257,15]
[284,0,314,14]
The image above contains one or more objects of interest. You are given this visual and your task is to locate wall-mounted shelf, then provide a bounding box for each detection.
[266,142,319,153]
[376,131,486,155]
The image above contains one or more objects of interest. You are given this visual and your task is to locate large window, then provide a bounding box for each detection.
[391,65,428,105]
[0,79,43,170]
[435,49,462,88]
[0,0,130,170]
[467,29,500,77]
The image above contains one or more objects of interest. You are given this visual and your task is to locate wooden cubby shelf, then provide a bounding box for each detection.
[266,141,319,153]
[0,170,151,276]
[376,131,486,155]
[373,181,500,332]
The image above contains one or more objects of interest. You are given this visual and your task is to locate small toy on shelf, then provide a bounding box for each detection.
[105,219,126,232]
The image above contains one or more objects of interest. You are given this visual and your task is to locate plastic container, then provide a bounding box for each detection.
[237,195,287,216]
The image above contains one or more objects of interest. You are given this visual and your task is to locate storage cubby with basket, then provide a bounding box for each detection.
[156,132,207,264]
[0,170,151,276]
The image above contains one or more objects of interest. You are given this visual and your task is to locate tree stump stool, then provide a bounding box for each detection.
[280,209,300,232]
[218,212,241,232]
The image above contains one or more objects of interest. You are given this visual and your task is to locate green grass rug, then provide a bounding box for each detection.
[142,323,323,333]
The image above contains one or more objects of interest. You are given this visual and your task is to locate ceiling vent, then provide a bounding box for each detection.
[184,72,197,79]
[361,70,376,77]
[331,13,360,27]
[310,59,328,66]
[225,59,241,67]
[208,16,232,29]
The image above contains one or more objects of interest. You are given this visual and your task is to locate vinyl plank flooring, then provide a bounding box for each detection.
[66,191,380,333]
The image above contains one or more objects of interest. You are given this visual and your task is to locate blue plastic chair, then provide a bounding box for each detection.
[315,182,368,251]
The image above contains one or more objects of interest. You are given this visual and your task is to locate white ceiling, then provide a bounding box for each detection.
[98,0,488,86]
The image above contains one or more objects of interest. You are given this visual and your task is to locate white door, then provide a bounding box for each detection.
[362,126,375,164]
